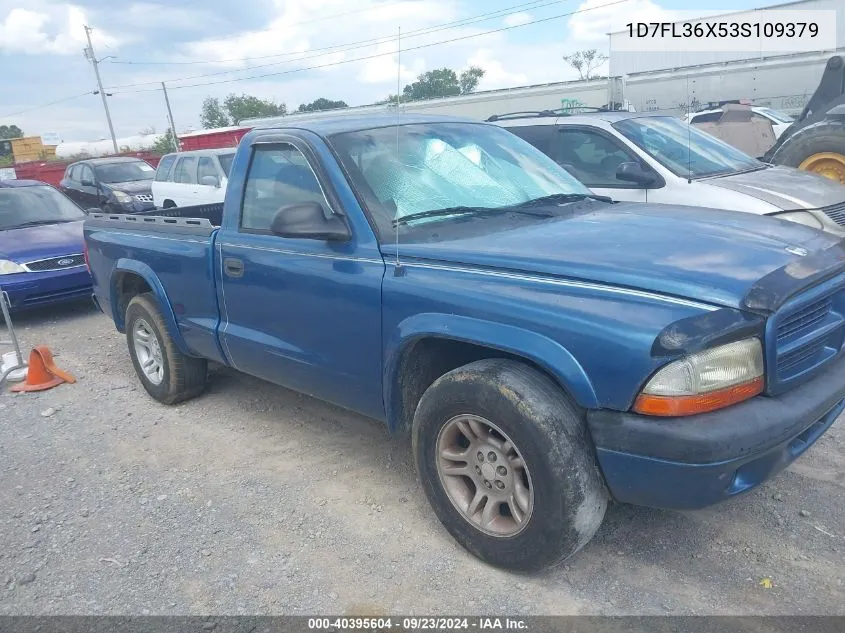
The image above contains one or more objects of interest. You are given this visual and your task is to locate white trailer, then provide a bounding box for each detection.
[244,50,844,130]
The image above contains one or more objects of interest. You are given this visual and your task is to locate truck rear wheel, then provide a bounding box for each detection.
[771,119,845,183]
[412,358,608,572]
[125,293,207,404]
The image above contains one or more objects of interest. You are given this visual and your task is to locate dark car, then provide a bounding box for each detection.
[59,157,155,214]
[0,179,92,310]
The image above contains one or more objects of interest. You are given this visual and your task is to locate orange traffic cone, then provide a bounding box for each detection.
[10,346,76,393]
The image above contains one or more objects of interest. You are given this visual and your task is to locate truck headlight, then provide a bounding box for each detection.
[633,337,764,416]
[112,191,133,204]
[0,259,26,275]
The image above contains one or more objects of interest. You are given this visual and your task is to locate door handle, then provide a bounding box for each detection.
[223,257,244,278]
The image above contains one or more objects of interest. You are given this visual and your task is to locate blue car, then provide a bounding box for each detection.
[0,179,92,310]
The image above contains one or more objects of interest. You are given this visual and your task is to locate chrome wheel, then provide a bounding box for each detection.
[435,414,534,537]
[133,318,164,385]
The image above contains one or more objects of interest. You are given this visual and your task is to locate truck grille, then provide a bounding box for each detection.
[821,201,845,226]
[24,254,86,272]
[770,277,845,393]
[134,194,153,202]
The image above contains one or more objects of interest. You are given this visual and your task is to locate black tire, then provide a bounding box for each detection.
[125,293,207,404]
[412,358,608,572]
[770,118,845,178]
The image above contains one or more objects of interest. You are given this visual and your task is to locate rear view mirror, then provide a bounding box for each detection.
[200,175,220,188]
[616,162,658,187]
[81,178,95,187]
[270,202,350,242]
[85,207,100,214]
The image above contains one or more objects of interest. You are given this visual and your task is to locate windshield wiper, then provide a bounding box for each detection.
[11,220,69,228]
[511,193,613,208]
[392,206,552,227]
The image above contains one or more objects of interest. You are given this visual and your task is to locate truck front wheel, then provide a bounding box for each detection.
[412,358,608,572]
[125,293,208,404]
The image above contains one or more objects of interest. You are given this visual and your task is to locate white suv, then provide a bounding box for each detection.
[152,148,235,208]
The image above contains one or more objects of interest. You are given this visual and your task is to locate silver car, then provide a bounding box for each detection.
[492,111,845,236]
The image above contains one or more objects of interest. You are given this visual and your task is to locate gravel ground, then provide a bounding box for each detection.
[1,301,844,616]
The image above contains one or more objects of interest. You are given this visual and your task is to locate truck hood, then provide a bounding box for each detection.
[704,165,845,211]
[0,220,85,263]
[390,201,843,311]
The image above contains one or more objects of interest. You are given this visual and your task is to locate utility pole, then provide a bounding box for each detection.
[83,24,118,154]
[161,82,180,152]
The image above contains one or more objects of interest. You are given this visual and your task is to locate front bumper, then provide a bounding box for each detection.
[1,267,93,310]
[587,352,845,510]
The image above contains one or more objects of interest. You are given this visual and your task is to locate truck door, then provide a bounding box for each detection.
[216,139,386,420]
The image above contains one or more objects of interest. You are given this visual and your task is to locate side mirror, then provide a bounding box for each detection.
[85,207,101,214]
[270,202,350,242]
[615,161,658,187]
[81,178,95,187]
[200,175,220,188]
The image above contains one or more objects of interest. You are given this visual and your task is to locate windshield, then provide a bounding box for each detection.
[218,153,235,176]
[613,116,763,179]
[329,122,592,236]
[756,107,796,124]
[0,186,85,230]
[94,161,155,183]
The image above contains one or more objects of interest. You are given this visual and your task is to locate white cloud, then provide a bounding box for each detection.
[0,4,119,55]
[124,3,221,31]
[567,0,683,45]
[467,49,528,89]
[357,40,426,84]
[503,12,532,28]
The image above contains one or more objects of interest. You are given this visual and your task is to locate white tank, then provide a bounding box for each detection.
[55,133,166,159]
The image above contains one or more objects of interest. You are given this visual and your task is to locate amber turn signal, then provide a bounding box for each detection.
[633,375,764,417]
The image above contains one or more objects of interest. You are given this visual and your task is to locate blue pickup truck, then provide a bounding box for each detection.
[83,114,845,571]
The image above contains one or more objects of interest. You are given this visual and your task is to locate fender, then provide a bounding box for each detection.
[110,258,192,356]
[384,313,598,431]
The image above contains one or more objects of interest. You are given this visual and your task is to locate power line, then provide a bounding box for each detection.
[109,0,411,66]
[105,0,557,68]
[3,0,624,119]
[112,0,627,94]
[104,0,563,90]
[0,92,94,119]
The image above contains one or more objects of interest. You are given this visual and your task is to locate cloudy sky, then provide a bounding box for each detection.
[1,0,771,141]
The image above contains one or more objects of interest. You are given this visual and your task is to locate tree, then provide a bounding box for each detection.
[459,66,485,94]
[151,129,178,154]
[200,97,230,129]
[562,49,608,80]
[0,124,23,140]
[297,98,349,113]
[200,94,287,127]
[224,93,286,125]
[399,66,486,102]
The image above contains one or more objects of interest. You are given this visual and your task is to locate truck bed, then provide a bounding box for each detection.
[85,202,223,236]
[137,202,224,226]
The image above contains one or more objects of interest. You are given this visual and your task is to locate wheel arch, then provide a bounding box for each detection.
[110,260,191,355]
[384,313,598,435]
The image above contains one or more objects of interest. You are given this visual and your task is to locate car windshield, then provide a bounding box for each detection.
[0,186,85,230]
[94,161,155,183]
[613,116,764,179]
[218,153,235,176]
[329,122,592,236]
